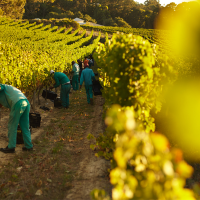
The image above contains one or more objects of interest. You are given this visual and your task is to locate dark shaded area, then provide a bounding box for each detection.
[1,0,196,29]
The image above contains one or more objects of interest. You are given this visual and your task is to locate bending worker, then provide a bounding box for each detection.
[50,70,71,108]
[71,61,80,91]
[0,84,33,153]
[80,65,96,105]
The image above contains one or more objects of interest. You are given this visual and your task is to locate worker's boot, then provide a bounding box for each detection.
[0,146,15,153]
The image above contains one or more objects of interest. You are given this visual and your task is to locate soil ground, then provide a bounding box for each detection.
[0,81,112,199]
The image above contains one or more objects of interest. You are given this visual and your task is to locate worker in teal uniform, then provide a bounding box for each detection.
[80,65,96,105]
[50,70,71,108]
[71,61,80,91]
[88,55,94,68]
[0,84,33,153]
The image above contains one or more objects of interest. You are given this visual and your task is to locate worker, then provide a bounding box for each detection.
[71,61,80,91]
[77,59,84,80]
[89,54,94,67]
[0,84,33,153]
[80,65,96,105]
[49,70,71,108]
[88,55,94,68]
[83,57,89,68]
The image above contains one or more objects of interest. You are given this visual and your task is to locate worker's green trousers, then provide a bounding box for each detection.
[8,99,33,149]
[72,75,79,90]
[60,84,71,108]
[85,85,93,103]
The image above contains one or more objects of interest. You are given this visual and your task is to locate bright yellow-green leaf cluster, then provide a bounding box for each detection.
[94,33,174,133]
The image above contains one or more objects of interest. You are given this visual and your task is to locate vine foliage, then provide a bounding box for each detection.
[89,33,195,199]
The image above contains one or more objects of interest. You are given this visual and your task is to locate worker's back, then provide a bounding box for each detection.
[80,68,95,86]
[0,84,26,108]
[53,72,70,87]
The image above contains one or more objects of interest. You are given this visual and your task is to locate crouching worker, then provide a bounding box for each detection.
[49,70,71,108]
[80,65,95,105]
[0,84,33,153]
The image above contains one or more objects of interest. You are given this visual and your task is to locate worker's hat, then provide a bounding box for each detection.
[50,70,55,74]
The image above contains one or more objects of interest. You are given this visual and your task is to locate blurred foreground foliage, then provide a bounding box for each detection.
[89,33,175,160]
[89,1,200,196]
[154,0,200,161]
[91,105,195,200]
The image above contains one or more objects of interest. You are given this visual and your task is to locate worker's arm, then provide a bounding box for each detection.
[53,74,60,88]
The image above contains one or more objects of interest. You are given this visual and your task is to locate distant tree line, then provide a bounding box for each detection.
[0,0,197,29]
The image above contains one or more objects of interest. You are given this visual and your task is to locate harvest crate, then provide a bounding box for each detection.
[42,90,57,100]
[92,80,102,96]
[29,113,41,128]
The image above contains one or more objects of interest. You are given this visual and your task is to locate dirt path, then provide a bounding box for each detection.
[65,96,112,200]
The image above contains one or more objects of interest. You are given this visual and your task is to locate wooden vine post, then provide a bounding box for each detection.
[32,90,36,113]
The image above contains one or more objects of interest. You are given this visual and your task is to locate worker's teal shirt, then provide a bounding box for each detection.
[53,72,70,88]
[0,84,27,109]
[72,63,80,76]
[80,68,95,86]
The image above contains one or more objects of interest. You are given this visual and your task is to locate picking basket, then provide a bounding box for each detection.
[92,80,103,96]
[42,90,57,100]
[29,113,41,128]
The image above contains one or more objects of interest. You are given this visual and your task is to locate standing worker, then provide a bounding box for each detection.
[88,55,94,68]
[71,61,80,91]
[0,84,33,153]
[83,57,89,68]
[80,65,96,105]
[49,70,71,108]
[77,59,84,80]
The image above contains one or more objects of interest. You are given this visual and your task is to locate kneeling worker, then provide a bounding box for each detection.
[80,65,96,105]
[50,70,71,108]
[0,84,33,153]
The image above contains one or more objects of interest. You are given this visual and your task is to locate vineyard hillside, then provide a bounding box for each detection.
[0,15,200,200]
